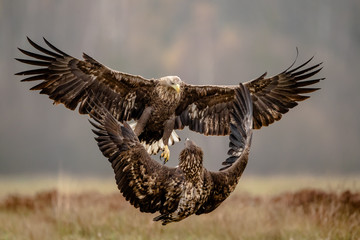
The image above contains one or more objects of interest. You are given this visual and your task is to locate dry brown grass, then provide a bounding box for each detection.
[0,184,359,240]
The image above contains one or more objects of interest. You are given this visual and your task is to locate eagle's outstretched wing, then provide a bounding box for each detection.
[196,83,253,215]
[89,107,183,214]
[16,37,155,122]
[175,53,323,135]
[244,53,324,129]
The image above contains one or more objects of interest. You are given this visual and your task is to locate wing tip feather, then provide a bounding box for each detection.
[220,83,253,171]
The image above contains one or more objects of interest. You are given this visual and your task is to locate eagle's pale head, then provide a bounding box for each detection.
[155,76,182,104]
[179,138,204,180]
[159,76,181,93]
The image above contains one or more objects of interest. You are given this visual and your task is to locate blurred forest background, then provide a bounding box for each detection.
[0,0,359,176]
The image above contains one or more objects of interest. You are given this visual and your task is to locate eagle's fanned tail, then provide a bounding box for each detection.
[128,122,181,155]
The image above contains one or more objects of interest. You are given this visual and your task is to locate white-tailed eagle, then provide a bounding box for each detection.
[16,37,324,163]
[89,83,253,225]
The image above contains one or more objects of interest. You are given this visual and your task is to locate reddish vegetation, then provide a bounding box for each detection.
[1,188,359,214]
[271,189,360,213]
[0,190,128,211]
[1,190,58,211]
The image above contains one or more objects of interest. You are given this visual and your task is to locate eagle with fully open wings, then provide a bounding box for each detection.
[89,83,253,225]
[16,37,324,163]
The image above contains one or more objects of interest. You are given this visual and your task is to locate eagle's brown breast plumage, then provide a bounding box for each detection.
[89,83,253,225]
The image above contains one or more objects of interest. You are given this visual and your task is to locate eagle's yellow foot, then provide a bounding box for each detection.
[160,145,170,164]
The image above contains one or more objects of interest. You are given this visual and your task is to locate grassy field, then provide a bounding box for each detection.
[0,175,359,240]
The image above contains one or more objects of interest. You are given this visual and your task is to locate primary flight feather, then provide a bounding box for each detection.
[16,37,324,163]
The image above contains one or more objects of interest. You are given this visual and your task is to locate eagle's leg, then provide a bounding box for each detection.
[160,117,175,164]
[134,107,152,136]
[160,145,170,164]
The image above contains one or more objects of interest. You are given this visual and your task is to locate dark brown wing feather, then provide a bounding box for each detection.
[16,37,155,122]
[244,54,324,129]
[89,107,183,214]
[197,84,253,215]
[175,85,236,136]
[175,53,323,134]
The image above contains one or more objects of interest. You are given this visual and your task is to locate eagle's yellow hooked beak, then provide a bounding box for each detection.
[171,84,180,93]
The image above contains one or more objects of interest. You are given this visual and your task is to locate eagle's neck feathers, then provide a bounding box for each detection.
[178,147,204,182]
[154,84,181,106]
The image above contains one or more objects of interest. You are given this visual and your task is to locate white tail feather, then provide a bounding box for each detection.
[129,122,181,155]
